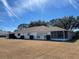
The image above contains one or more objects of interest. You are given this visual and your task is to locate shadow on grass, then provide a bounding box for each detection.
[66,39,78,43]
[66,36,79,43]
[7,36,79,43]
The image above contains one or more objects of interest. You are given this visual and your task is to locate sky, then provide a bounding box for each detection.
[0,0,79,31]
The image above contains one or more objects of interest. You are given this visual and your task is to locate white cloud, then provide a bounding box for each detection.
[13,0,79,15]
[69,0,78,9]
[1,0,20,21]
[1,0,14,16]
[13,0,47,15]
[47,0,69,8]
[1,0,79,17]
[13,0,68,15]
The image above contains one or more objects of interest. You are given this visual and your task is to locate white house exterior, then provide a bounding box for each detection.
[71,24,79,38]
[14,26,74,41]
[0,30,9,37]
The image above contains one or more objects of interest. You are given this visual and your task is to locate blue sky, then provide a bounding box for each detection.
[0,0,79,31]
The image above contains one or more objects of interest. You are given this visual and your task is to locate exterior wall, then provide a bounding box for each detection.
[15,33,37,39]
[63,31,68,41]
[0,31,9,37]
[67,31,75,40]
[62,31,74,41]
[23,33,29,39]
[15,33,23,39]
[60,31,75,41]
[15,31,74,41]
[50,38,67,41]
[29,33,37,39]
[50,31,66,41]
[36,33,45,40]
[50,31,73,41]
[34,32,50,40]
[15,32,51,40]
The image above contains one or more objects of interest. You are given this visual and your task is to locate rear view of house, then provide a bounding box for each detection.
[14,26,74,41]
[0,30,9,37]
[71,23,79,38]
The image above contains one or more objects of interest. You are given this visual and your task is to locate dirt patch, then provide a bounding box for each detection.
[0,38,79,59]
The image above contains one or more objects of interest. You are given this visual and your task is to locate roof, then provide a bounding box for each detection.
[72,28,79,32]
[48,26,66,31]
[16,26,66,33]
[70,23,79,30]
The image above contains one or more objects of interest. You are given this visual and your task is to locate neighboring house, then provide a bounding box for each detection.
[14,26,74,41]
[71,24,79,32]
[8,32,16,39]
[71,23,79,38]
[0,30,9,37]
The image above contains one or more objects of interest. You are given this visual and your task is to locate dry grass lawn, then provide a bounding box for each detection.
[0,38,79,59]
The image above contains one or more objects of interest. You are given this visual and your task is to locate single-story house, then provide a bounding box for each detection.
[13,26,74,41]
[71,23,79,32]
[71,23,79,38]
[0,30,9,37]
[8,32,17,39]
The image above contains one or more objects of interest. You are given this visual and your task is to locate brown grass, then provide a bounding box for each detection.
[0,38,79,59]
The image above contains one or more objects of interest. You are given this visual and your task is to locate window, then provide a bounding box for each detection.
[51,31,63,39]
[65,31,68,38]
[18,33,20,36]
[57,31,63,38]
[27,33,30,36]
[37,36,40,38]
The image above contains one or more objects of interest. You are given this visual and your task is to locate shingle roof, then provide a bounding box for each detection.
[48,26,66,31]
[16,26,66,33]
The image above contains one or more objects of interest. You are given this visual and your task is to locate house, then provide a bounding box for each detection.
[71,23,79,32]
[71,23,79,38]
[8,32,17,39]
[14,26,74,41]
[0,30,9,37]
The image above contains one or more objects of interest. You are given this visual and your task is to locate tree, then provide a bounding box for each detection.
[49,16,79,30]
[17,24,29,30]
[29,20,47,27]
[17,16,79,30]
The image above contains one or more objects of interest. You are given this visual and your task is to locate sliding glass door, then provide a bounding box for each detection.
[51,31,63,39]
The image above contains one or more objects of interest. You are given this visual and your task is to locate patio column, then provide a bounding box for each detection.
[63,31,65,39]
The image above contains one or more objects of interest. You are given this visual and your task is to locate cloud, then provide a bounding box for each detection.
[1,0,79,17]
[1,0,13,16]
[13,0,78,15]
[47,0,78,9]
[1,0,20,21]
[47,0,69,8]
[69,0,78,9]
[12,0,48,15]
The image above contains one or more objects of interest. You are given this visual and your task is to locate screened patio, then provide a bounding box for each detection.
[50,31,68,40]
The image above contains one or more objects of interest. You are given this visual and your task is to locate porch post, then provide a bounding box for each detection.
[63,31,65,39]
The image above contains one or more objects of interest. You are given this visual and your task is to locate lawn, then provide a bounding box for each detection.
[0,38,79,59]
[74,39,79,44]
